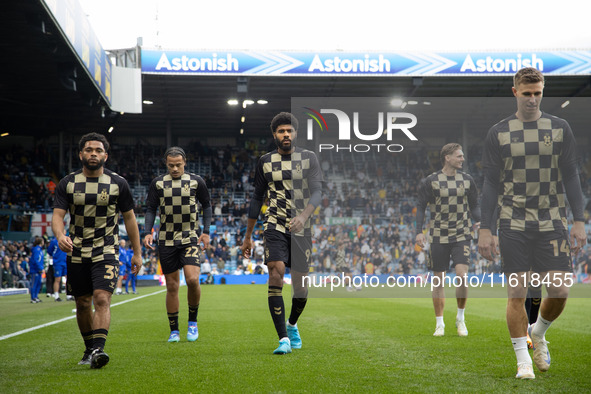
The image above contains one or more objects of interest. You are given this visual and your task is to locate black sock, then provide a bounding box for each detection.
[530,298,542,325]
[168,311,179,332]
[268,286,287,339]
[81,330,94,352]
[525,297,532,323]
[526,285,542,325]
[92,329,108,351]
[188,304,199,323]
[288,298,308,326]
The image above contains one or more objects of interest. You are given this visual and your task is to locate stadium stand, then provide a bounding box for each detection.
[1,138,590,291]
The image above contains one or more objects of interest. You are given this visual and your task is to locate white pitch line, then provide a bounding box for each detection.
[0,288,166,341]
[110,289,166,307]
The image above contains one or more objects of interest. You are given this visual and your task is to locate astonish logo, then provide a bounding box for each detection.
[308,54,391,73]
[155,52,239,72]
[460,53,543,73]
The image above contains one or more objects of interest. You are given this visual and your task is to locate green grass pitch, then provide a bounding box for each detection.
[1,284,590,393]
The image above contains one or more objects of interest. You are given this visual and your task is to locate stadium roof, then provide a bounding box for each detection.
[2,0,591,142]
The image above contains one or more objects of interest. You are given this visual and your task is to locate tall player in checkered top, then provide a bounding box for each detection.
[478,67,587,379]
[51,132,143,369]
[241,112,323,355]
[144,147,212,343]
[415,143,481,338]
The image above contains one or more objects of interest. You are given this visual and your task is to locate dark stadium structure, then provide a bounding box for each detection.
[2,0,591,143]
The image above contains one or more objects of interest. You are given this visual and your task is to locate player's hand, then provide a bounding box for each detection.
[130,254,142,275]
[478,229,496,261]
[199,233,210,251]
[289,214,307,234]
[415,233,426,249]
[143,234,154,250]
[241,238,253,258]
[57,235,73,253]
[473,221,481,232]
[570,221,587,255]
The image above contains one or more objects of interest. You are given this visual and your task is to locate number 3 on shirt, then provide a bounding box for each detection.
[103,265,118,280]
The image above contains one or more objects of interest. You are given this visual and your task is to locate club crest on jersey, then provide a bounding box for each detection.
[99,189,108,202]
[295,163,302,173]
[184,183,190,193]
[512,137,520,143]
[543,134,552,146]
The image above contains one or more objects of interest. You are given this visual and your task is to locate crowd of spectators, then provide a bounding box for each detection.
[3,138,591,216]
[1,239,33,289]
[3,220,590,292]
[0,236,162,291]
[0,145,55,212]
[1,138,591,290]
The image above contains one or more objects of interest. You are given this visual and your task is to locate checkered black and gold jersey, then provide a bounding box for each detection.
[146,173,210,246]
[417,170,479,244]
[253,147,322,236]
[53,168,134,264]
[482,112,577,232]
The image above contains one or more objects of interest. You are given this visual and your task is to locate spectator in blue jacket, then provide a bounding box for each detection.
[123,245,136,294]
[30,237,45,303]
[47,234,67,301]
[115,239,129,295]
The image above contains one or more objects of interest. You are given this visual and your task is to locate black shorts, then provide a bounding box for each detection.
[428,240,470,272]
[158,243,201,275]
[66,260,119,297]
[264,229,312,273]
[499,229,573,274]
[336,265,351,274]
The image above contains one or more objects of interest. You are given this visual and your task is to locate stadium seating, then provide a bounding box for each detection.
[2,139,590,278]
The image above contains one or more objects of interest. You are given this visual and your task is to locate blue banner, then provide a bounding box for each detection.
[41,0,112,105]
[142,49,591,76]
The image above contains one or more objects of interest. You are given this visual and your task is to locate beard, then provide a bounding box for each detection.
[82,157,105,171]
[275,136,294,152]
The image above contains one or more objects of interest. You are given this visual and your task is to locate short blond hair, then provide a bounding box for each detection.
[513,67,544,87]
